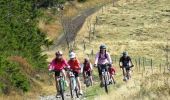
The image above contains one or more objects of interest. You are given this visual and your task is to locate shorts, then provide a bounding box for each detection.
[97,64,109,76]
[54,70,62,77]
[72,71,79,78]
[123,66,130,71]
[83,71,92,76]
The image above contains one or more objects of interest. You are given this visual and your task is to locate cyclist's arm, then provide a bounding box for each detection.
[106,52,112,65]
[48,59,55,71]
[90,63,93,71]
[63,59,70,69]
[119,58,122,67]
[94,53,99,65]
[129,57,134,67]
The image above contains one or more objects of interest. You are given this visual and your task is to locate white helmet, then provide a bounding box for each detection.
[69,52,76,59]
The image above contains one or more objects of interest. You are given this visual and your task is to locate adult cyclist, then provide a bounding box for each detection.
[48,51,69,97]
[94,44,113,86]
[119,51,134,81]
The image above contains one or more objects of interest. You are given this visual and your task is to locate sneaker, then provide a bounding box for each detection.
[123,77,127,81]
[79,90,83,95]
[56,93,60,98]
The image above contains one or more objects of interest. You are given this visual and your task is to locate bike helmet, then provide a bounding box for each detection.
[84,57,90,62]
[55,51,63,56]
[122,51,128,56]
[100,44,106,49]
[69,52,76,59]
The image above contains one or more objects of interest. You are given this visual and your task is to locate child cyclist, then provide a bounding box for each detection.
[48,51,69,97]
[68,52,83,95]
[82,58,93,85]
[108,66,116,84]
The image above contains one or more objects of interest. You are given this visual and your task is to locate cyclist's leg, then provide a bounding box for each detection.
[88,71,93,85]
[97,64,102,83]
[82,71,86,83]
[122,67,126,79]
[105,65,110,84]
[61,69,66,80]
[126,68,130,79]
[61,69,68,86]
[74,71,82,94]
[54,71,60,95]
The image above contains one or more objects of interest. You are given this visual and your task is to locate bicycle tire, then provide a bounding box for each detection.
[59,79,65,100]
[70,78,74,98]
[89,76,92,86]
[104,73,108,93]
[75,87,79,98]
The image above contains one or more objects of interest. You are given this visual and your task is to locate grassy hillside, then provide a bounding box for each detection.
[39,0,111,40]
[75,0,170,64]
[72,0,170,99]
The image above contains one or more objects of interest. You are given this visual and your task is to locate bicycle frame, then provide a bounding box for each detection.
[84,71,92,87]
[56,72,65,100]
[101,64,110,93]
[69,71,79,98]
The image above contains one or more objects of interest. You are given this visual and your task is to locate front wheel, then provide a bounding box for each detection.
[75,86,79,98]
[59,79,65,100]
[70,78,75,98]
[103,74,108,93]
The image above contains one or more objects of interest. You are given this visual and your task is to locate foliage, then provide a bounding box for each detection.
[0,0,50,93]
[77,0,87,2]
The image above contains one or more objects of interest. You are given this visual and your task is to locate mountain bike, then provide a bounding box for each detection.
[56,72,67,100]
[68,70,79,98]
[101,64,110,94]
[84,71,92,87]
[122,65,134,81]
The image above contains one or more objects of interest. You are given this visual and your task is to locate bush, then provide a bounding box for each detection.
[11,73,30,92]
[77,0,87,2]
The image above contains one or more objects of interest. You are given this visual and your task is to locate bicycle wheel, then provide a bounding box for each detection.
[59,79,65,100]
[104,73,108,93]
[75,86,79,98]
[89,76,92,86]
[70,78,74,98]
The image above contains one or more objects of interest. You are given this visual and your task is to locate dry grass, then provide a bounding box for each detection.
[72,0,170,99]
[8,56,34,76]
[40,0,111,40]
[39,0,170,99]
[75,0,170,64]
[39,19,62,40]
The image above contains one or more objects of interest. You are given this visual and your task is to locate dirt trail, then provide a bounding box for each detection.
[50,6,102,50]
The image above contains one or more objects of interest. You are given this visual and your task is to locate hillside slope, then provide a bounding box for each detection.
[73,0,170,99]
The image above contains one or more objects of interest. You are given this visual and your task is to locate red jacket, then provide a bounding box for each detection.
[49,58,69,71]
[68,58,81,73]
[109,67,116,75]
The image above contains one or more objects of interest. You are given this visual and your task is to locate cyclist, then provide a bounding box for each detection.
[119,51,134,81]
[94,44,112,86]
[68,52,83,95]
[48,51,69,97]
[108,65,116,84]
[82,57,93,85]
